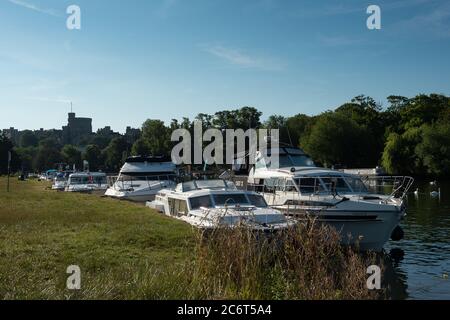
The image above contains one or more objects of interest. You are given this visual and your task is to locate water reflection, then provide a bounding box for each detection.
[384,180,450,299]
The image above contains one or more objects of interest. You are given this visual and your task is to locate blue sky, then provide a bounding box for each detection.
[1,0,449,132]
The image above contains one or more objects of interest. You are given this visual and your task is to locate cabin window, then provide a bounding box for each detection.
[70,177,89,185]
[189,195,213,210]
[93,176,107,184]
[247,194,268,208]
[295,178,321,194]
[263,178,276,193]
[285,179,297,192]
[344,177,368,193]
[321,177,351,193]
[213,194,249,206]
[168,198,188,216]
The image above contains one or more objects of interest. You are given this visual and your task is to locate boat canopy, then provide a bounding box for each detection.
[176,179,237,192]
[120,156,176,175]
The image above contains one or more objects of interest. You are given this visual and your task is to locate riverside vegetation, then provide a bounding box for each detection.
[1,94,450,178]
[0,177,379,299]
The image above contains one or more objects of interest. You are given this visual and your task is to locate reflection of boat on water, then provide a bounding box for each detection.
[147,179,296,232]
[245,146,414,251]
[105,156,178,202]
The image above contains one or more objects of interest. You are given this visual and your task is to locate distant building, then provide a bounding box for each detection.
[97,126,118,136]
[125,126,141,144]
[62,112,92,145]
[2,127,19,144]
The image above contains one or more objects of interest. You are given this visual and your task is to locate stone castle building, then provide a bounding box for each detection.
[62,112,92,145]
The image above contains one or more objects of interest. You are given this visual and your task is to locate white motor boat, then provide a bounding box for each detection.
[65,172,108,193]
[105,156,178,202]
[52,173,67,190]
[246,146,414,251]
[147,179,296,232]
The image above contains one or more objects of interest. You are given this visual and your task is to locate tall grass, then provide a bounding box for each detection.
[0,178,379,299]
[179,220,379,299]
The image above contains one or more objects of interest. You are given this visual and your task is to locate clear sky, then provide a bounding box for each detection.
[1,0,449,132]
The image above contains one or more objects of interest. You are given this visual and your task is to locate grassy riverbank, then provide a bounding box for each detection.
[0,177,377,300]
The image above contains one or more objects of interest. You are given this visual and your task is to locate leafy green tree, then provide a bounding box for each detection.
[141,119,171,155]
[264,115,290,145]
[131,138,151,156]
[399,94,449,131]
[286,114,313,147]
[34,138,62,171]
[213,107,262,130]
[0,134,20,174]
[300,112,374,168]
[415,123,450,176]
[83,145,103,171]
[381,128,423,175]
[14,146,37,173]
[19,130,38,148]
[104,137,129,172]
[61,145,82,169]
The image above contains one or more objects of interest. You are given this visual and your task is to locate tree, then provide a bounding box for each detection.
[14,146,37,173]
[300,112,374,168]
[0,134,19,174]
[286,114,313,147]
[399,94,450,131]
[213,107,262,130]
[264,115,290,145]
[34,138,62,171]
[140,119,171,156]
[415,123,450,176]
[381,128,422,175]
[104,137,129,172]
[19,130,38,148]
[131,138,151,156]
[83,145,103,171]
[61,145,82,169]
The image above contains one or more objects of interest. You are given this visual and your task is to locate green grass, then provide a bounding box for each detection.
[0,177,195,299]
[0,177,378,300]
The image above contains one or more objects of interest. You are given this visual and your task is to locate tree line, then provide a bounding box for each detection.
[1,93,449,177]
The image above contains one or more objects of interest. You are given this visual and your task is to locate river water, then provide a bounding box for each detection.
[384,180,450,300]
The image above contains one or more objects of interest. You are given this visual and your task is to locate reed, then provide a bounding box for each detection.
[174,219,380,300]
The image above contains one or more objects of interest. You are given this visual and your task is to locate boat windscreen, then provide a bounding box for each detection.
[279,154,315,167]
[213,194,249,206]
[189,195,213,209]
[246,194,268,208]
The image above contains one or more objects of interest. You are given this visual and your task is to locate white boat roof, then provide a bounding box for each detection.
[253,166,356,178]
[160,180,260,199]
[69,172,106,178]
[120,156,176,174]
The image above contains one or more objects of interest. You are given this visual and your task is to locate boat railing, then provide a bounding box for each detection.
[246,175,414,200]
[359,175,414,200]
[108,174,177,191]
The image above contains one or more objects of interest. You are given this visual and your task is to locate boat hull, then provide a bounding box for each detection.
[278,207,403,251]
[105,188,158,202]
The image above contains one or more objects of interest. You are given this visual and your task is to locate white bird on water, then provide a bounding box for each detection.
[430,188,441,198]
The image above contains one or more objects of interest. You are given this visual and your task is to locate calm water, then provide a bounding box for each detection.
[384,180,450,300]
